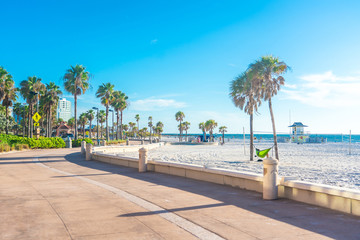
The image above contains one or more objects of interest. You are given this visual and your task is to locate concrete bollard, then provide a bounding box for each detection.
[141,140,144,145]
[81,141,86,155]
[65,137,72,148]
[263,157,278,200]
[86,143,92,161]
[138,147,148,172]
[126,139,129,145]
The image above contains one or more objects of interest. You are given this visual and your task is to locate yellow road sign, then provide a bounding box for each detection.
[32,112,41,122]
[34,122,39,126]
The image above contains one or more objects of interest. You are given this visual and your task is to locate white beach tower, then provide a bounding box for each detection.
[288,122,308,143]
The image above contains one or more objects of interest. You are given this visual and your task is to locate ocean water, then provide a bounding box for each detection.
[164,133,360,143]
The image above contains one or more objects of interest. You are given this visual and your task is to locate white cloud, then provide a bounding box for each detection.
[283,71,360,108]
[228,63,236,67]
[150,39,158,44]
[130,98,186,111]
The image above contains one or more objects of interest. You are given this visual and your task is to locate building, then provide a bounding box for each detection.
[57,98,72,122]
[288,122,308,143]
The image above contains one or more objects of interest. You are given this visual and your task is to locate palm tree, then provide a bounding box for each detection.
[148,116,153,142]
[79,113,88,138]
[128,122,136,137]
[249,56,289,160]
[2,76,17,134]
[156,121,164,139]
[175,111,185,141]
[63,64,90,140]
[98,110,106,138]
[230,71,261,161]
[140,127,148,139]
[86,109,95,139]
[205,120,217,142]
[111,91,128,139]
[123,124,129,137]
[20,76,45,137]
[96,83,114,141]
[13,102,22,124]
[219,126,227,145]
[198,122,206,142]
[68,117,75,134]
[183,121,190,141]
[0,67,9,101]
[43,82,62,137]
[135,114,140,137]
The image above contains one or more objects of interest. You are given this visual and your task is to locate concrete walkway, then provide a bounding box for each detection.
[1,149,359,240]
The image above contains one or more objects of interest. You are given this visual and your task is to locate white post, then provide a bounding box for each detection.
[138,147,148,172]
[263,157,278,200]
[81,141,86,155]
[86,143,92,161]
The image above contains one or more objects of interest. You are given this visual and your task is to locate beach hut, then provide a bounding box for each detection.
[288,122,308,143]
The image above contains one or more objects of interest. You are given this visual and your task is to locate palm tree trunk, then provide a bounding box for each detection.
[5,106,9,134]
[30,104,33,138]
[250,113,254,161]
[83,124,85,138]
[74,94,78,140]
[222,132,225,144]
[49,108,52,137]
[105,106,109,141]
[179,120,182,142]
[89,120,92,139]
[203,130,206,142]
[268,98,279,160]
[117,110,120,140]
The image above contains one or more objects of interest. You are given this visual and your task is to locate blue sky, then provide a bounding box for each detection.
[1,0,360,134]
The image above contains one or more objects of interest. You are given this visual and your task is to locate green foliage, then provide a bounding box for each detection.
[0,134,64,149]
[72,138,94,147]
[107,139,126,145]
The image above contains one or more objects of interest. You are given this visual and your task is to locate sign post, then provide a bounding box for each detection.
[32,112,42,139]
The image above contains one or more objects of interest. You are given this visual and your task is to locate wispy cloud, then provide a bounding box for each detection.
[130,98,186,111]
[228,63,236,67]
[283,71,360,107]
[150,39,158,45]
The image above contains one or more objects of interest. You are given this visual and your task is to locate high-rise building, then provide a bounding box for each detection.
[57,98,72,122]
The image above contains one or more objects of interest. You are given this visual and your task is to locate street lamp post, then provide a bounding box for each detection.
[109,109,114,141]
[92,107,99,145]
[22,103,26,138]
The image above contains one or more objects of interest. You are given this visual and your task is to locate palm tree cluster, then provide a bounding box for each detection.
[0,66,64,137]
[230,55,289,160]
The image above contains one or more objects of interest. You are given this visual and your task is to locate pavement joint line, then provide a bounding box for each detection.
[33,152,225,240]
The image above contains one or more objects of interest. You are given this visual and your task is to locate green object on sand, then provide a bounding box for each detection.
[256,147,272,158]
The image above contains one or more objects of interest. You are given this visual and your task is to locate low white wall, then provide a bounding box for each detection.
[90,151,360,217]
[279,177,360,216]
[94,142,165,154]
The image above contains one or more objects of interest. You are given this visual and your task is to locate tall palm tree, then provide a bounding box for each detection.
[183,121,190,141]
[86,109,95,139]
[111,91,128,140]
[43,82,62,137]
[175,111,185,141]
[148,116,153,142]
[79,113,88,138]
[249,56,289,160]
[2,76,17,134]
[97,110,106,138]
[20,76,45,137]
[219,126,227,145]
[96,83,114,141]
[230,71,261,161]
[205,119,217,142]
[13,102,22,124]
[135,114,140,138]
[198,122,207,142]
[63,64,90,140]
[156,121,164,139]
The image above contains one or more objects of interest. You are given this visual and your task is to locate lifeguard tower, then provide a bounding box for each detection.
[289,122,308,143]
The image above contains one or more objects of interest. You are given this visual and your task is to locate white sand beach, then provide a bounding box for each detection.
[118,137,360,190]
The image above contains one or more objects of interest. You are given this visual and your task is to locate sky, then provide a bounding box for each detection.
[1,0,360,134]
